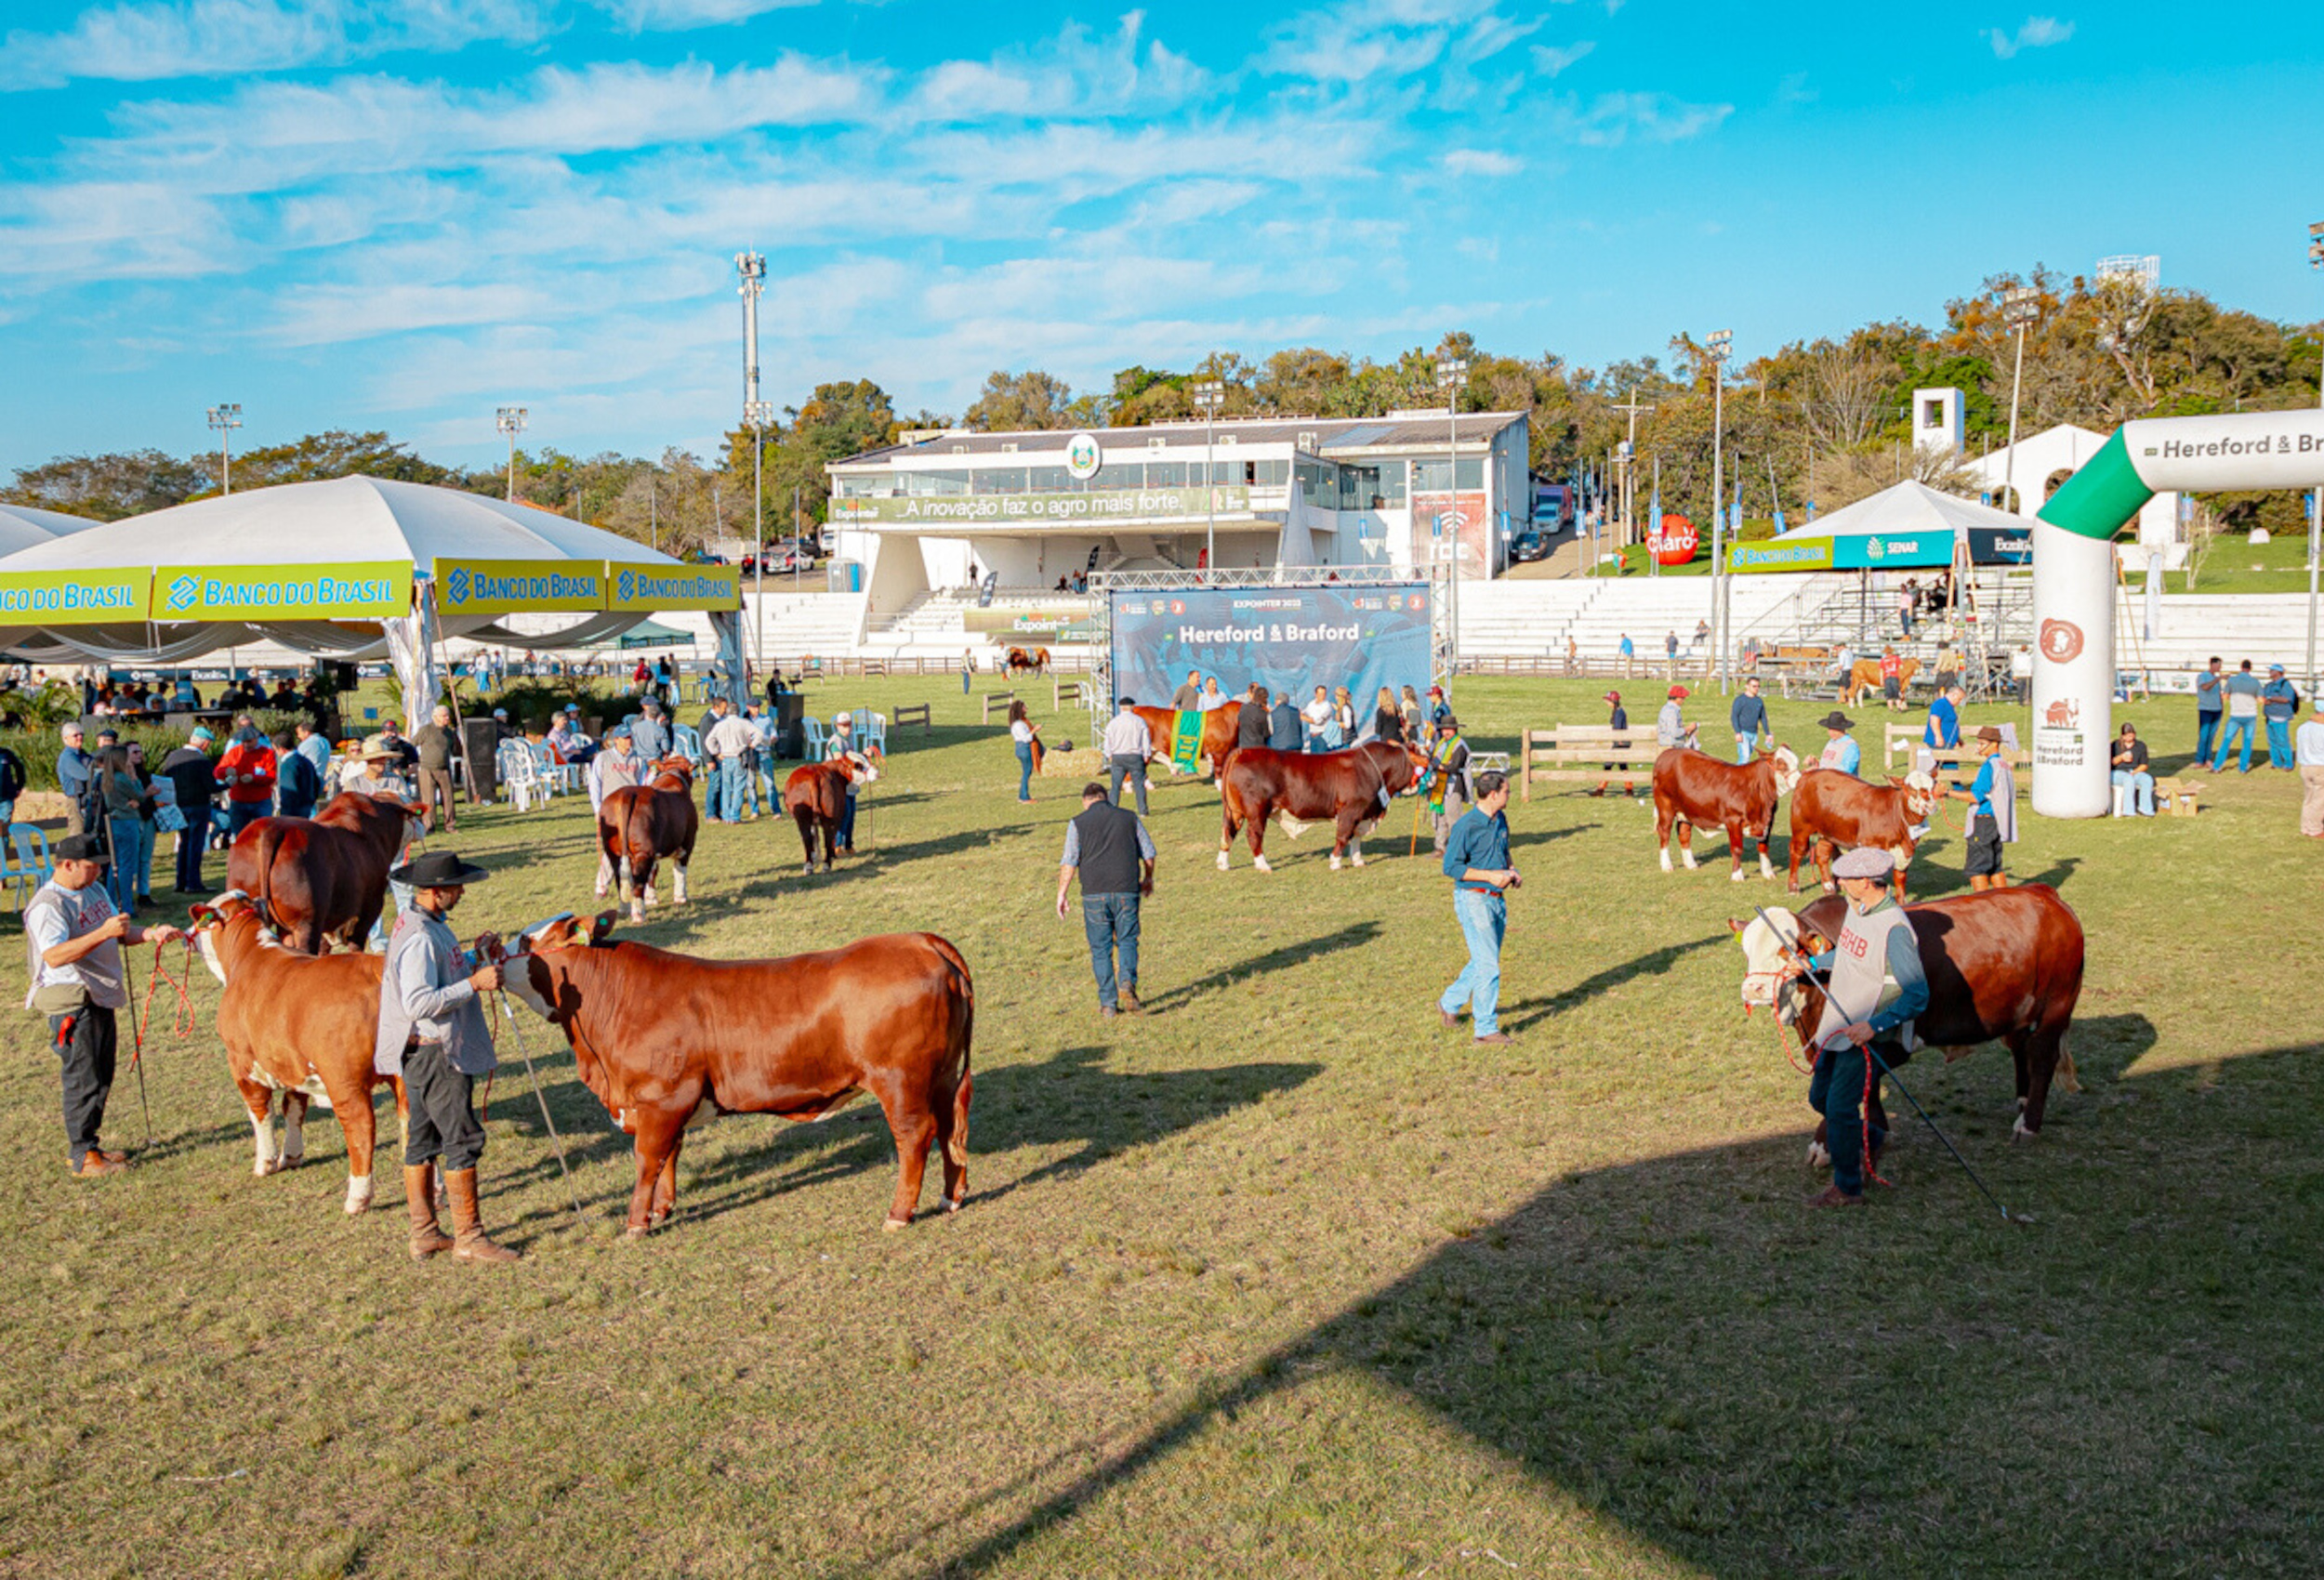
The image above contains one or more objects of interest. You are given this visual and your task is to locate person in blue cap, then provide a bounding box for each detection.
[2261,663,2302,770]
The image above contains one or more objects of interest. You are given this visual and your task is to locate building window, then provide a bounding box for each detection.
[1371,459,1407,506]
[1025,467,1071,493]
[972,467,1028,494]
[1091,462,1145,489]
[1145,461,1189,486]
[1410,458,1484,493]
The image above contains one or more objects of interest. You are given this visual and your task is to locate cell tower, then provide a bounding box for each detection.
[2094,254,2159,293]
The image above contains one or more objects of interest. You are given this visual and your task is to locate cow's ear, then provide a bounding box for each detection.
[1726,916,1742,936]
[589,911,618,946]
[1885,775,1908,788]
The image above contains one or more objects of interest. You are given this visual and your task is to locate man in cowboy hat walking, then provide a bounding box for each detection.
[23,833,186,1177]
[1948,725,2015,891]
[1781,845,1929,1208]
[1816,711,1861,776]
[376,849,517,1263]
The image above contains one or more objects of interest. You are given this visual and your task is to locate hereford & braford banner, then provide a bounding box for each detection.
[1109,585,1432,716]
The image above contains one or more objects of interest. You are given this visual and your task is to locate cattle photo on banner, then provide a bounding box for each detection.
[1110,586,1433,724]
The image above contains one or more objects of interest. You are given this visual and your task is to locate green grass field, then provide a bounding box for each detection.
[2,676,2317,1579]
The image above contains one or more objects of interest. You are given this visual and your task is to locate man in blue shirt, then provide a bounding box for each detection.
[2261,664,2301,770]
[1618,633,1635,676]
[1948,725,2016,890]
[1923,683,1962,759]
[2194,656,2225,765]
[57,721,91,836]
[1729,676,1768,764]
[1816,711,1861,777]
[1783,846,1930,1208]
[2212,660,2264,773]
[1438,769,1517,1047]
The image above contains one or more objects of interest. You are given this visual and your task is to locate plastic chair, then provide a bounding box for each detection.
[672,724,702,763]
[856,712,888,755]
[4,824,53,911]
[800,717,826,761]
[496,741,544,811]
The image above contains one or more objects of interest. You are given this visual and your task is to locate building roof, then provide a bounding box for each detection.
[832,411,1525,469]
[1771,480,2025,540]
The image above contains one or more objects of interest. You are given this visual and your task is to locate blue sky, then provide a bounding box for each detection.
[2,0,2320,476]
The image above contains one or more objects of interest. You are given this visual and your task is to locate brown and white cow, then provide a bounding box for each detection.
[191,890,409,1213]
[1842,655,1921,707]
[506,915,974,1234]
[1734,885,2085,1146]
[1004,645,1050,676]
[1217,739,1427,872]
[228,791,423,954]
[1131,702,1245,782]
[1787,768,1935,900]
[783,750,880,873]
[596,756,698,923]
[1652,744,1801,881]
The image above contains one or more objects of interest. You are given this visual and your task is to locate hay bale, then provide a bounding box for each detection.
[1039,748,1103,779]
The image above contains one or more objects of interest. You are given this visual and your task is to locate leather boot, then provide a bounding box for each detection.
[445,1168,520,1263]
[406,1165,453,1259]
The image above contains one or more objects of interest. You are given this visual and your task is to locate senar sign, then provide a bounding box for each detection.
[151,560,411,620]
[0,568,154,625]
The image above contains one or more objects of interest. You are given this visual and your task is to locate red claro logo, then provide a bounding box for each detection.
[2039,619,2083,664]
[1651,514,1699,566]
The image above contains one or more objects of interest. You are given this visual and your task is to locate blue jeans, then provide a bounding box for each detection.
[1439,888,1506,1035]
[737,752,761,816]
[836,790,857,849]
[2111,769,2155,815]
[2212,718,2255,772]
[370,879,414,949]
[709,759,746,822]
[2197,711,2220,764]
[2266,718,2295,770]
[226,799,269,845]
[1809,1037,1898,1196]
[1016,743,1035,800]
[1734,733,1754,765]
[1082,892,1141,1008]
[106,815,143,909]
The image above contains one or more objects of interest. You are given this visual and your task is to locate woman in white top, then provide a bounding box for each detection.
[1008,700,1041,803]
[1301,686,1333,752]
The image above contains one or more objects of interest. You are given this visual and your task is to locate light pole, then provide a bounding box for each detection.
[2305,222,2323,698]
[737,251,768,681]
[206,403,242,495]
[2000,285,2040,515]
[1193,379,1223,576]
[1437,356,1468,675]
[1703,331,1732,687]
[495,406,526,502]
[1611,390,1655,557]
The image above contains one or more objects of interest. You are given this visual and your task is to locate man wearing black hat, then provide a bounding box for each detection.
[22,834,185,1177]
[1816,711,1861,777]
[374,850,517,1262]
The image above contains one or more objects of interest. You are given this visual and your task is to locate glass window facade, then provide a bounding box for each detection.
[1409,457,1486,493]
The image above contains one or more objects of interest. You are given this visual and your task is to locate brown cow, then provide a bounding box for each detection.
[1004,646,1050,676]
[506,915,974,1234]
[1132,702,1243,782]
[1653,744,1802,880]
[1735,886,2085,1144]
[1218,740,1427,872]
[228,791,422,954]
[595,756,698,924]
[191,890,409,1214]
[783,750,881,873]
[1786,767,1935,900]
[1842,655,1921,706]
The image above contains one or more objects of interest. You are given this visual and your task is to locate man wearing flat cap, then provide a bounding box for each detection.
[1781,845,1930,1208]
[375,849,517,1262]
[23,833,185,1177]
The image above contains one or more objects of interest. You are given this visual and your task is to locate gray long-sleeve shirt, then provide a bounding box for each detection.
[374,907,495,1077]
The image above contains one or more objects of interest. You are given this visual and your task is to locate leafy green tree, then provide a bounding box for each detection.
[4,449,208,520]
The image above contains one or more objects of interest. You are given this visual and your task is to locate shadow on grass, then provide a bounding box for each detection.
[1497,934,1726,1034]
[1142,921,1382,1010]
[922,1036,2324,1578]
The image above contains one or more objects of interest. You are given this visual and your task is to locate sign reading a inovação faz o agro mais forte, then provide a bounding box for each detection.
[432,558,606,614]
[830,485,1252,527]
[1109,585,1432,718]
[0,567,155,625]
[604,561,741,612]
[151,560,411,620]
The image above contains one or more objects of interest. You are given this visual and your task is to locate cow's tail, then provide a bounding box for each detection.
[246,822,284,934]
[926,935,974,1171]
[622,797,658,899]
[596,799,626,891]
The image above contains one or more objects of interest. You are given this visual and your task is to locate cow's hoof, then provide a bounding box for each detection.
[592,886,608,900]
[2012,1115,2037,1142]
[1351,855,1365,868]
[279,1152,302,1171]
[1658,854,1672,873]
[1821,882,1837,895]
[344,1182,374,1215]
[1328,856,1342,871]
[1806,1140,1831,1169]
[254,1159,274,1178]
[1252,857,1273,874]
[883,1213,911,1232]
[622,1222,651,1241]
[941,1194,965,1215]
[1729,869,1746,882]
[1216,851,1229,871]
[628,908,646,925]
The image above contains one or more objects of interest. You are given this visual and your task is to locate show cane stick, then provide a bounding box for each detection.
[120,937,153,1150]
[494,991,587,1227]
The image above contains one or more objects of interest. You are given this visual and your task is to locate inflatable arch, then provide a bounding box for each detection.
[2032,407,2324,817]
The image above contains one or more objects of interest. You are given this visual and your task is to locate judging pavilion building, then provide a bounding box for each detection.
[825,412,1530,619]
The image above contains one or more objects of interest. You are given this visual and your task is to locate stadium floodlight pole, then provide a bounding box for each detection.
[1704,331,1732,689]
[1437,356,1469,675]
[736,251,769,678]
[2000,285,2040,517]
[1194,380,1224,576]
[206,403,242,495]
[2306,222,2324,698]
[495,406,526,503]
[746,399,774,672]
[1611,390,1656,551]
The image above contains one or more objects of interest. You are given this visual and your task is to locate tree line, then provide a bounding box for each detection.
[9,267,2319,550]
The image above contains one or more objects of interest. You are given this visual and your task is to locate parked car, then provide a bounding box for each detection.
[1509,531,1551,563]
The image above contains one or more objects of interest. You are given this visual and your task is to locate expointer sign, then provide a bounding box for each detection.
[152,560,410,620]
[0,568,154,625]
[831,485,1252,527]
[433,558,605,614]
[605,561,741,612]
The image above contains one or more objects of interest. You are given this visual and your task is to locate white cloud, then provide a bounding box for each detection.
[1557,91,1732,147]
[1257,0,1535,86]
[1530,41,1594,76]
[1442,148,1523,177]
[1987,16,2074,59]
[591,0,815,29]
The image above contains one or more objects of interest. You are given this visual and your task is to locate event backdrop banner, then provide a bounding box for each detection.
[0,567,154,625]
[432,558,606,614]
[1729,531,1959,573]
[151,560,411,620]
[832,485,1251,527]
[1109,585,1432,718]
[605,562,742,612]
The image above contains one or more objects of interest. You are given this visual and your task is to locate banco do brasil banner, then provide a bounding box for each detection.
[152,560,412,620]
[1110,585,1432,720]
[433,558,608,615]
[0,567,154,625]
[604,561,740,612]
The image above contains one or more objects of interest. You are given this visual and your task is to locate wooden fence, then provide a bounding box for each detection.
[1517,724,1664,798]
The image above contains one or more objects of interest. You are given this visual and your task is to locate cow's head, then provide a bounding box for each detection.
[839,749,881,787]
[1770,744,1802,798]
[186,889,268,982]
[503,910,617,1019]
[1732,909,1829,1026]
[1887,769,1937,827]
[651,756,693,788]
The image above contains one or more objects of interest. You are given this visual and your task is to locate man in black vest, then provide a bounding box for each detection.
[1268,691,1302,752]
[1056,781,1156,1019]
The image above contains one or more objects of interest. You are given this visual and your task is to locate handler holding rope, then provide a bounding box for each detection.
[1782,847,1929,1209]
[375,849,519,1263]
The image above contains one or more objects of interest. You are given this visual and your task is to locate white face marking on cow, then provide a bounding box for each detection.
[1773,744,1802,798]
[195,928,227,985]
[1736,911,1804,1016]
[504,953,555,1020]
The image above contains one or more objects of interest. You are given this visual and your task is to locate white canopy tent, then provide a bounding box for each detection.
[1775,480,2027,541]
[0,501,114,556]
[0,476,746,719]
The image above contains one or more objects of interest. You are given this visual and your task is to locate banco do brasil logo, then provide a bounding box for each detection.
[617,571,637,602]
[443,568,471,604]
[165,574,200,612]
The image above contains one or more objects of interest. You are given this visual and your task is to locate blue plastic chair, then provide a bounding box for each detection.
[5,824,55,911]
[800,717,826,761]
